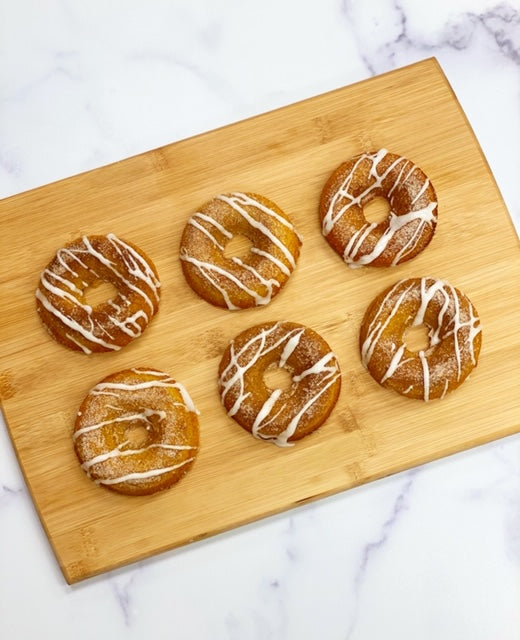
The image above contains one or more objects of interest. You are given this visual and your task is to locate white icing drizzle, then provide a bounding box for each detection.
[36,287,117,353]
[89,370,199,415]
[188,212,232,251]
[419,350,430,402]
[440,379,450,399]
[361,281,415,366]
[250,246,292,276]
[391,216,429,264]
[293,351,338,382]
[111,310,149,338]
[268,370,340,447]
[220,323,293,416]
[180,192,299,309]
[343,203,436,267]
[180,250,278,309]
[232,256,281,298]
[96,457,196,486]
[323,149,400,235]
[380,343,408,384]
[322,149,437,267]
[75,369,199,490]
[465,304,482,366]
[36,234,160,352]
[219,323,340,447]
[73,409,165,441]
[251,389,284,440]
[83,235,159,314]
[217,193,297,268]
[361,277,482,400]
[81,442,196,472]
[412,177,431,204]
[278,328,305,367]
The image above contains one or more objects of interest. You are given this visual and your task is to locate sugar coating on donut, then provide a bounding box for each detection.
[320,149,438,267]
[36,234,161,353]
[180,192,302,309]
[359,277,482,401]
[74,368,199,495]
[218,321,341,446]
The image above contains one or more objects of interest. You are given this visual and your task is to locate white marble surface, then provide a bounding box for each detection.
[1,1,519,638]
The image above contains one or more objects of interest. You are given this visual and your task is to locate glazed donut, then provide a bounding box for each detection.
[179,192,302,309]
[320,149,438,267]
[36,234,161,353]
[74,368,199,496]
[359,277,482,401]
[218,321,341,446]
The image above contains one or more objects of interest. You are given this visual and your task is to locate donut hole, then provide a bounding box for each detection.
[363,196,391,224]
[224,234,254,260]
[263,364,293,392]
[403,324,430,353]
[84,279,119,309]
[125,424,151,448]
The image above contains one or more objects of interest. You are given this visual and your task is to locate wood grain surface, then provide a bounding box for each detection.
[1,58,519,584]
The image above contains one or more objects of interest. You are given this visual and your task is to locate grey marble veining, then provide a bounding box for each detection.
[1,1,519,638]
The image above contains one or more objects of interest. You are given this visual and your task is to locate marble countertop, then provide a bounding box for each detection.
[1,1,519,638]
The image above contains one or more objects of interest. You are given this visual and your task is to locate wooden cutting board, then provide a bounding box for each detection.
[1,58,519,584]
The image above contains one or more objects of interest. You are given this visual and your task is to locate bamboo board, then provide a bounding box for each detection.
[1,58,519,584]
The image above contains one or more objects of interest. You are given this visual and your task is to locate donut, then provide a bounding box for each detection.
[319,149,438,267]
[359,277,482,401]
[179,192,302,309]
[73,368,199,496]
[218,321,341,446]
[36,234,161,353]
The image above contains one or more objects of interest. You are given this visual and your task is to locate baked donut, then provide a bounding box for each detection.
[180,192,302,309]
[320,149,438,267]
[36,234,161,353]
[74,368,199,495]
[359,277,482,401]
[218,321,341,446]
